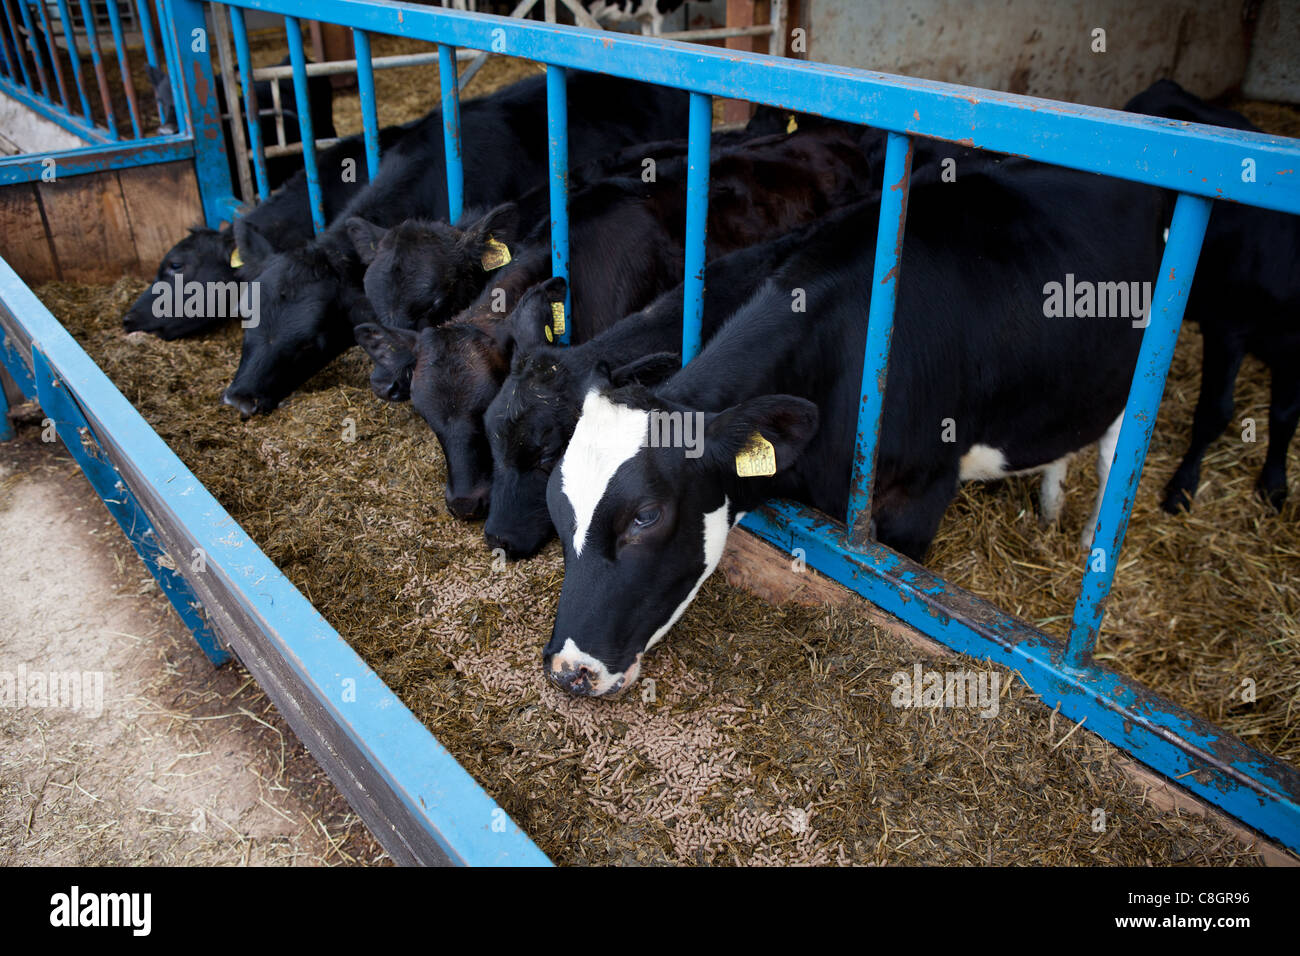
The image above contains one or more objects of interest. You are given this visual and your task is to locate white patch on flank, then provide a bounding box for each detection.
[1163,227,1170,243]
[959,444,1011,481]
[559,389,648,557]
[643,498,734,654]
[1082,413,1124,550]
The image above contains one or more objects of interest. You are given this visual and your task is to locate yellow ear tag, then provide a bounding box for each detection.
[550,301,566,337]
[735,431,777,478]
[481,236,511,271]
[786,114,798,134]
[544,324,553,343]
[230,246,243,268]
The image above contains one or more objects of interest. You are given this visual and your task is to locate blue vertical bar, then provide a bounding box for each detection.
[681,91,711,362]
[134,0,158,70]
[16,0,51,100]
[846,131,914,543]
[34,0,68,109]
[438,42,463,222]
[285,16,324,233]
[0,374,12,441]
[1065,192,1213,669]
[171,0,233,226]
[229,5,268,201]
[155,0,186,133]
[0,20,9,79]
[54,0,92,121]
[355,28,380,181]
[0,0,32,91]
[546,63,571,340]
[76,0,117,138]
[104,0,141,138]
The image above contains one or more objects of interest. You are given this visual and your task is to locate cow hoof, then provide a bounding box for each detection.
[1160,484,1195,515]
[1255,482,1288,512]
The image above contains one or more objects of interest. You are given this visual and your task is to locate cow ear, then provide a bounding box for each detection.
[702,395,819,477]
[346,217,388,265]
[463,202,519,246]
[582,360,614,395]
[234,218,276,264]
[509,276,567,354]
[354,323,420,375]
[610,352,681,388]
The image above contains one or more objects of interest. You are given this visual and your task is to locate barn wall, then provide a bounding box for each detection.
[1243,0,1300,102]
[0,160,203,286]
[803,0,1253,109]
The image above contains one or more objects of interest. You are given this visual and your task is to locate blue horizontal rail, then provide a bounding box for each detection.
[0,133,195,184]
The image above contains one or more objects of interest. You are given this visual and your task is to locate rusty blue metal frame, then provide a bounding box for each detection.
[33,0,69,111]
[228,4,268,199]
[846,130,912,544]
[438,41,462,224]
[55,0,93,122]
[546,63,569,338]
[681,90,710,362]
[5,0,1294,859]
[284,13,324,231]
[103,0,142,139]
[354,27,379,181]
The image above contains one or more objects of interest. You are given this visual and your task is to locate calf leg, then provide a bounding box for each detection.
[874,474,958,564]
[1082,414,1123,551]
[1161,335,1246,513]
[1038,456,1070,528]
[1257,365,1300,510]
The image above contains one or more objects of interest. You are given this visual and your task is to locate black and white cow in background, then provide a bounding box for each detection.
[542,155,1167,696]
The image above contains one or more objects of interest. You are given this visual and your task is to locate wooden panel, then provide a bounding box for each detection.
[38,170,139,282]
[119,160,204,275]
[0,183,60,284]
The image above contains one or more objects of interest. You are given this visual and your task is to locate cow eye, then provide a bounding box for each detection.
[632,506,661,529]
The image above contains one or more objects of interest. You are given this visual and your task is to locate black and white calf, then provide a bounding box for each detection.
[484,223,814,559]
[1124,79,1300,512]
[542,157,1167,696]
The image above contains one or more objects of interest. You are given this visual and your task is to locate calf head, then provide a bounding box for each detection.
[123,227,237,339]
[347,203,520,331]
[485,316,680,561]
[221,238,359,416]
[543,375,818,697]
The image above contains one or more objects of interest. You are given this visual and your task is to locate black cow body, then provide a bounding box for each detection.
[222,73,690,416]
[122,120,415,339]
[542,157,1167,696]
[357,124,875,519]
[1124,80,1300,512]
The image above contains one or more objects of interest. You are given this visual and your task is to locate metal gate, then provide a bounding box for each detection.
[2,1,1298,860]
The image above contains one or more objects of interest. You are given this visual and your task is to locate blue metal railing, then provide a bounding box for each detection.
[186,1,1300,852]
[3,0,1296,860]
[0,0,216,198]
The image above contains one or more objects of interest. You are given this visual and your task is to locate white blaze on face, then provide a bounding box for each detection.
[559,389,649,557]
